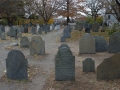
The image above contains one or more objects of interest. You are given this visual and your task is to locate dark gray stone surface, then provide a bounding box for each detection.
[108,32,120,53]
[31,26,37,34]
[6,50,28,80]
[93,36,108,52]
[79,33,95,54]
[1,32,6,40]
[29,35,45,56]
[92,22,100,32]
[61,36,66,42]
[97,53,120,80]
[20,37,29,48]
[63,27,71,38]
[9,27,16,37]
[82,58,95,72]
[78,24,83,31]
[38,28,42,34]
[55,44,75,81]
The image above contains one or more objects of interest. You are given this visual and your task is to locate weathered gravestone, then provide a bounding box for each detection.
[63,27,71,38]
[17,32,22,38]
[9,27,16,37]
[0,25,5,32]
[55,44,75,81]
[38,28,42,34]
[82,58,95,72]
[1,32,6,40]
[5,25,10,34]
[61,36,66,42]
[97,53,120,80]
[85,27,90,33]
[29,35,45,56]
[93,36,108,52]
[6,50,28,80]
[79,33,95,54]
[92,22,100,32]
[31,26,37,34]
[78,24,83,31]
[108,32,120,53]
[20,25,24,33]
[20,37,29,48]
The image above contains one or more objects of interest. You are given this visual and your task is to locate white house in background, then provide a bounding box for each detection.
[103,9,118,26]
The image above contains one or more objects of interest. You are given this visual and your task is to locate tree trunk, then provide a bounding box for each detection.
[116,0,120,6]
[67,0,70,25]
[7,17,13,26]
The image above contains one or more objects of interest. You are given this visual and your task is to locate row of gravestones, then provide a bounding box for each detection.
[79,32,120,53]
[20,35,45,56]
[75,22,104,32]
[5,43,120,81]
[55,44,120,81]
[61,25,72,42]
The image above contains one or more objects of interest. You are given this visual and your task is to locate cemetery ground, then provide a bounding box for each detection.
[0,28,120,90]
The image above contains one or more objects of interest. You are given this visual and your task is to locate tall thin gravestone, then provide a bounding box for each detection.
[6,50,28,80]
[55,44,75,81]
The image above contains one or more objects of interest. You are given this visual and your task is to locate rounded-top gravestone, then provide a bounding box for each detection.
[29,35,45,56]
[20,37,29,48]
[93,36,108,52]
[108,32,120,53]
[6,50,28,80]
[55,44,75,81]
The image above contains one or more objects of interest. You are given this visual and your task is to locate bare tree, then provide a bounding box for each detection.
[86,0,103,22]
[25,0,64,24]
[57,0,86,24]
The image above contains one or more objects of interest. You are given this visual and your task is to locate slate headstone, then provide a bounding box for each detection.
[79,33,95,54]
[31,26,37,34]
[55,44,75,81]
[6,50,28,80]
[108,32,120,53]
[78,24,83,31]
[9,27,16,37]
[63,27,71,38]
[61,36,66,42]
[97,53,120,80]
[93,36,108,52]
[1,32,6,40]
[20,37,29,48]
[82,58,95,72]
[29,35,45,56]
[92,22,100,32]
[0,30,2,37]
[17,32,22,38]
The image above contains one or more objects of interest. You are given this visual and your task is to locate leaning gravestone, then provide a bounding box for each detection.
[93,36,108,52]
[6,50,28,80]
[55,44,75,81]
[1,32,6,40]
[82,58,95,72]
[79,33,95,54]
[29,35,45,56]
[97,53,120,80]
[20,37,29,48]
[108,32,120,53]
[92,22,100,32]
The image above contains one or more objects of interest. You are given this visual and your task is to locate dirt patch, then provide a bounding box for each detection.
[42,66,120,90]
[0,65,42,83]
